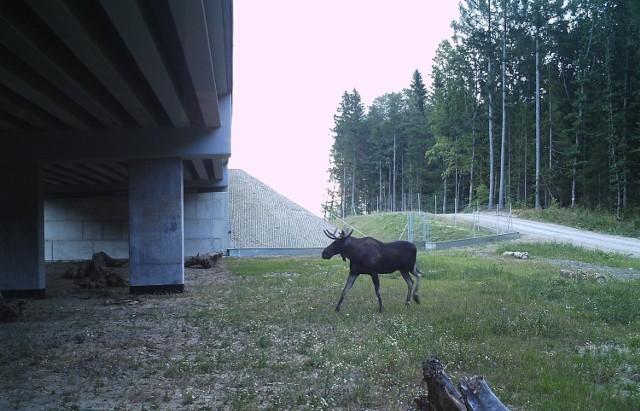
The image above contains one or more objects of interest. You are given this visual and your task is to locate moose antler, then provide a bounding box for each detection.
[323,228,354,240]
[341,229,354,239]
[323,229,340,240]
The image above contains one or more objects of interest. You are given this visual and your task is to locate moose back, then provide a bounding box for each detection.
[322,229,423,312]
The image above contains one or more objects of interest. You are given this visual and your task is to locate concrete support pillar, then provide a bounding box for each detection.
[0,164,45,298]
[128,158,184,294]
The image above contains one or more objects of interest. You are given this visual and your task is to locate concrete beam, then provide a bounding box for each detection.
[167,0,220,128]
[1,94,231,164]
[100,0,190,127]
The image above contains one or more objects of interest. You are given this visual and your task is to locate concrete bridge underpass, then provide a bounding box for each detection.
[0,0,233,297]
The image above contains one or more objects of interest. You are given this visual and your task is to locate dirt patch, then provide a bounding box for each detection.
[0,262,234,410]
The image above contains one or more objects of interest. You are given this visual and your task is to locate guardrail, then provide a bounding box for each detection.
[226,232,520,257]
[420,232,520,250]
[227,248,326,257]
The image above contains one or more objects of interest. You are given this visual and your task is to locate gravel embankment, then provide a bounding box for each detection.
[228,170,335,249]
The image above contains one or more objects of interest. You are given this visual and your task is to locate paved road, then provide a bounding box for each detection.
[442,212,640,258]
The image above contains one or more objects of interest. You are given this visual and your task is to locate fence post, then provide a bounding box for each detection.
[422,212,429,243]
[407,212,414,243]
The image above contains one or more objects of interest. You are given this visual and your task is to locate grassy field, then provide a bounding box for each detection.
[209,242,640,410]
[4,212,639,410]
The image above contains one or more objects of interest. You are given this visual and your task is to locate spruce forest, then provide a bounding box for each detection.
[326,0,640,219]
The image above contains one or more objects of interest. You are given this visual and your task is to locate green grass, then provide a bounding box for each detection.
[329,212,494,242]
[172,247,640,410]
[496,241,640,270]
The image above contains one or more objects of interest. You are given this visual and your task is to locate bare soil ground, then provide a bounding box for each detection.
[0,262,234,411]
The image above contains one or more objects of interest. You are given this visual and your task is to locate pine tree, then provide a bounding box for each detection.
[411,69,427,113]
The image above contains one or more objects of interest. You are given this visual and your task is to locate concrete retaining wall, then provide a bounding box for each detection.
[227,248,325,257]
[44,192,228,261]
[45,197,129,260]
[226,234,521,258]
[422,232,520,250]
[184,192,229,256]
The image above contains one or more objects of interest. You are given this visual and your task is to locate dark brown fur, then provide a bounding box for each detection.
[322,229,422,312]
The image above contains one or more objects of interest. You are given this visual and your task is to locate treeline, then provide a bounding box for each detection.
[326,0,640,218]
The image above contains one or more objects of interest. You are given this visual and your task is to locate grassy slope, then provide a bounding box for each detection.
[198,213,640,409]
[328,212,494,243]
[515,206,640,238]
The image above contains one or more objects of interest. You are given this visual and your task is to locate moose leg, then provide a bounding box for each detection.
[370,273,384,313]
[411,267,422,304]
[336,274,359,312]
[400,271,414,308]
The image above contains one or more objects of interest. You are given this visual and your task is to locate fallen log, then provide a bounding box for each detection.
[184,251,223,269]
[414,356,510,411]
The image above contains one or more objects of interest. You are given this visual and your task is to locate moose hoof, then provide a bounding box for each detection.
[335,306,341,312]
[413,295,421,304]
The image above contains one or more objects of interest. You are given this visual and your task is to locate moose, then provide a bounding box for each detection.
[322,229,422,312]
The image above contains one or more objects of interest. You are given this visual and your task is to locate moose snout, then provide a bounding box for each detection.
[322,250,331,259]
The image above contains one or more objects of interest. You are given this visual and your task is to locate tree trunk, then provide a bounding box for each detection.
[548,71,553,207]
[379,162,383,213]
[442,177,447,214]
[469,113,477,208]
[571,108,580,208]
[535,34,541,209]
[488,59,495,209]
[351,163,356,215]
[487,2,495,209]
[393,132,397,212]
[498,0,507,210]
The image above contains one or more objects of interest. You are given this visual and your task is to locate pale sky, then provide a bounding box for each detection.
[230,1,460,216]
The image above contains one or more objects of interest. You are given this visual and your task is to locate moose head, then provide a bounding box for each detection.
[322,229,353,260]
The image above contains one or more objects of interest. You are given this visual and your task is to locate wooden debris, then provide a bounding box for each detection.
[559,269,606,282]
[413,356,510,411]
[104,297,143,306]
[0,291,26,323]
[459,376,509,411]
[502,251,529,259]
[184,251,223,269]
[63,251,128,289]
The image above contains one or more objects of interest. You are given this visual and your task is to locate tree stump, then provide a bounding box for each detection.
[184,251,223,269]
[413,356,510,411]
[63,251,128,288]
